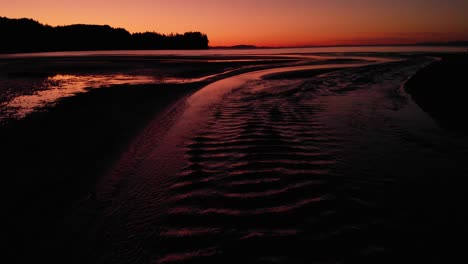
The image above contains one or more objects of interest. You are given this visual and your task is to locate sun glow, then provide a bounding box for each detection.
[2,0,467,47]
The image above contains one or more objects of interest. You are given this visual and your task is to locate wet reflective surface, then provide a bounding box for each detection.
[2,74,156,120]
[59,55,468,263]
[0,54,379,122]
[1,45,466,58]
[0,57,284,122]
[3,51,468,263]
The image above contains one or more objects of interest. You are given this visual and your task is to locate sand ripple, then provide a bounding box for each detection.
[84,57,453,263]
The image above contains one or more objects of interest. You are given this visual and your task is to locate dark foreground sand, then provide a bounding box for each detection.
[3,53,468,263]
[1,56,318,261]
[405,53,468,133]
[2,83,199,259]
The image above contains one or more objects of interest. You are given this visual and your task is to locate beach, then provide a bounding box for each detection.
[2,50,468,263]
[405,53,468,133]
[1,55,312,261]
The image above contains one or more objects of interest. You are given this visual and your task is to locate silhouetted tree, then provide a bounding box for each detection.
[0,17,209,53]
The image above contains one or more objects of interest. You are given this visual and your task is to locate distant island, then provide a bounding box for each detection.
[212,41,468,50]
[211,45,271,49]
[0,17,209,53]
[415,41,468,47]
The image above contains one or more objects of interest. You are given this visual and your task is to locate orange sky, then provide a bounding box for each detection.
[2,0,468,47]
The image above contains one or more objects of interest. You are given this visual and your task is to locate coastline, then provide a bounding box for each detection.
[405,53,468,134]
[2,56,317,260]
[2,82,202,259]
[3,51,467,262]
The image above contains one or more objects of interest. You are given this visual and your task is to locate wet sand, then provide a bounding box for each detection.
[2,83,198,261]
[3,53,468,263]
[405,53,468,133]
[3,55,339,262]
[0,55,301,119]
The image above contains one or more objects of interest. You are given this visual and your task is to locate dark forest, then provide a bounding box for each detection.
[0,17,209,53]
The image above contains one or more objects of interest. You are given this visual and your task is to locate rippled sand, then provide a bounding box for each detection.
[50,55,466,263]
[4,54,468,263]
[0,55,303,122]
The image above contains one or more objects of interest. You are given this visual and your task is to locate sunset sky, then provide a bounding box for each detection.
[2,0,468,47]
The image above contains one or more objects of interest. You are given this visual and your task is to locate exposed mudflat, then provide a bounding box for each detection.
[49,55,467,263]
[4,53,468,263]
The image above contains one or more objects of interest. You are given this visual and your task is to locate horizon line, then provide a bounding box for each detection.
[211,41,468,49]
[4,16,468,49]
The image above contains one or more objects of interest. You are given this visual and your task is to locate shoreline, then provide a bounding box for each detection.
[4,52,465,261]
[404,53,468,134]
[3,57,334,260]
[2,82,203,259]
[0,55,304,122]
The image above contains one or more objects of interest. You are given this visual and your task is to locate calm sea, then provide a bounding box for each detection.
[1,45,467,58]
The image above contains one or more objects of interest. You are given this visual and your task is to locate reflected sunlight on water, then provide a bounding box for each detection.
[2,74,156,121]
[1,46,467,58]
[0,47,461,123]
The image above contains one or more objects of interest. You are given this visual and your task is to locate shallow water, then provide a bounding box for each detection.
[59,55,468,263]
[2,74,157,120]
[0,54,382,122]
[1,45,466,58]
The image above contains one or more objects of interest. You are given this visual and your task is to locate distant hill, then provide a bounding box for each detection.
[415,41,468,47]
[0,17,209,53]
[211,45,271,49]
[212,41,468,50]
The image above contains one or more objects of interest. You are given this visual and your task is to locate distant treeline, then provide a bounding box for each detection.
[415,41,468,47]
[0,17,209,53]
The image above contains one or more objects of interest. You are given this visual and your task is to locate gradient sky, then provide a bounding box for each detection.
[2,0,468,46]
